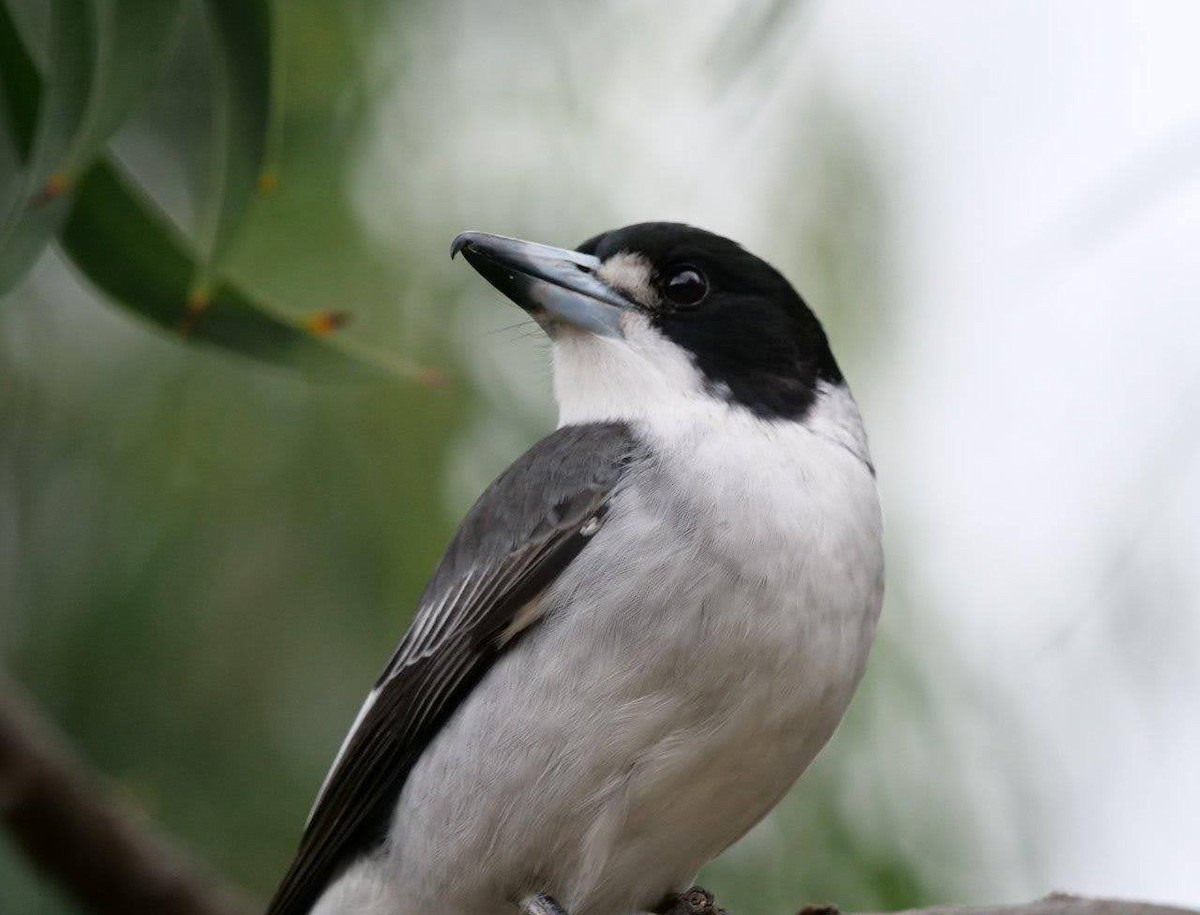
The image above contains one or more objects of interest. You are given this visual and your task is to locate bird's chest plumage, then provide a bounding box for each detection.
[385,413,882,915]
[589,419,884,816]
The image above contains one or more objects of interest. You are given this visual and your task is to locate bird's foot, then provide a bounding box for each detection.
[653,885,729,915]
[521,893,570,915]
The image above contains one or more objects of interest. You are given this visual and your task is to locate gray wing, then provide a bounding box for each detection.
[266,422,637,915]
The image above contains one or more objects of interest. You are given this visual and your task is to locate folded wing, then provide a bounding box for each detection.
[265,422,636,915]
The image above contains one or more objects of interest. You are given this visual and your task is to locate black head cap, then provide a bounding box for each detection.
[577,222,843,421]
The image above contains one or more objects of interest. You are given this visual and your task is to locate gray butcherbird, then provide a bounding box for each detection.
[266,223,884,915]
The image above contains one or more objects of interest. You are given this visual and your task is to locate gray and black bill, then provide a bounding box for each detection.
[452,231,634,337]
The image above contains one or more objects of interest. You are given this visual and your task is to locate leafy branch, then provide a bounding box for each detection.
[0,0,433,380]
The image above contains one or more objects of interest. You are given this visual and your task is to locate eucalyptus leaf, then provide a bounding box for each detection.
[0,0,185,294]
[59,0,185,179]
[0,5,414,379]
[0,1,40,162]
[61,161,382,373]
[0,0,92,292]
[193,0,271,296]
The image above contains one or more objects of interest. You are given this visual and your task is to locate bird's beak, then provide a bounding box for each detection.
[451,231,633,338]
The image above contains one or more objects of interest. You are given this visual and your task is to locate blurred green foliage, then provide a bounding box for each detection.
[0,0,411,376]
[1,2,983,913]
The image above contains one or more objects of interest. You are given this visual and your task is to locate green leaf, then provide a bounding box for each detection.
[0,5,425,380]
[0,2,43,162]
[60,0,185,179]
[0,0,93,292]
[193,0,272,294]
[0,0,185,294]
[61,160,383,373]
[259,0,287,192]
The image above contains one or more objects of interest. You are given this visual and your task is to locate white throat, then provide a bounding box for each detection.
[551,312,709,429]
[550,314,873,473]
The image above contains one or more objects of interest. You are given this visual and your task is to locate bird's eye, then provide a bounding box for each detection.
[663,266,708,308]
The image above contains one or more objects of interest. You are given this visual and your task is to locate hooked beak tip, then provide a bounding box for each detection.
[449,232,474,261]
[451,229,631,339]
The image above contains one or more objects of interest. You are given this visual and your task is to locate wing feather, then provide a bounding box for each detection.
[265,423,636,915]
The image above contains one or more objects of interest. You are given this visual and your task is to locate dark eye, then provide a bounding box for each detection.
[663,266,708,307]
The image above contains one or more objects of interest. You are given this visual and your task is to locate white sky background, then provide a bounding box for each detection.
[356,0,1200,906]
[824,2,1200,905]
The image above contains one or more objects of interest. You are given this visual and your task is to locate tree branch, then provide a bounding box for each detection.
[0,671,254,915]
[2,672,1195,915]
[860,895,1199,915]
[660,887,1198,915]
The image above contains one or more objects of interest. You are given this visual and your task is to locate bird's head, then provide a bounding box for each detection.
[452,222,843,427]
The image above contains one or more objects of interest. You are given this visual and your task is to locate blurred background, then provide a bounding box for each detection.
[2,1,1199,913]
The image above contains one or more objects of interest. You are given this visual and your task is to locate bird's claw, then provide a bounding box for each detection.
[521,893,570,915]
[653,885,729,915]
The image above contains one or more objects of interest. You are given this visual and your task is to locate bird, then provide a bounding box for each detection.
[265,222,884,915]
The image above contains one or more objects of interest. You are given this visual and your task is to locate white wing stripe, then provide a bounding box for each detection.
[420,572,479,659]
[308,685,380,824]
[400,574,460,661]
[398,570,474,667]
[399,638,475,744]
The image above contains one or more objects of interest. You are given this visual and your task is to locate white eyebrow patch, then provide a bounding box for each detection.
[597,251,657,305]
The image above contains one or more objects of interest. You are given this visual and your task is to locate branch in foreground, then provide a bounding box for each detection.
[863,894,1200,915]
[656,888,1198,915]
[0,672,254,915]
[2,671,1196,915]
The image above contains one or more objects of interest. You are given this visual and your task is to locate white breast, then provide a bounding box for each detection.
[329,322,885,915]
[550,310,881,587]
[377,377,883,915]
[558,383,883,913]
